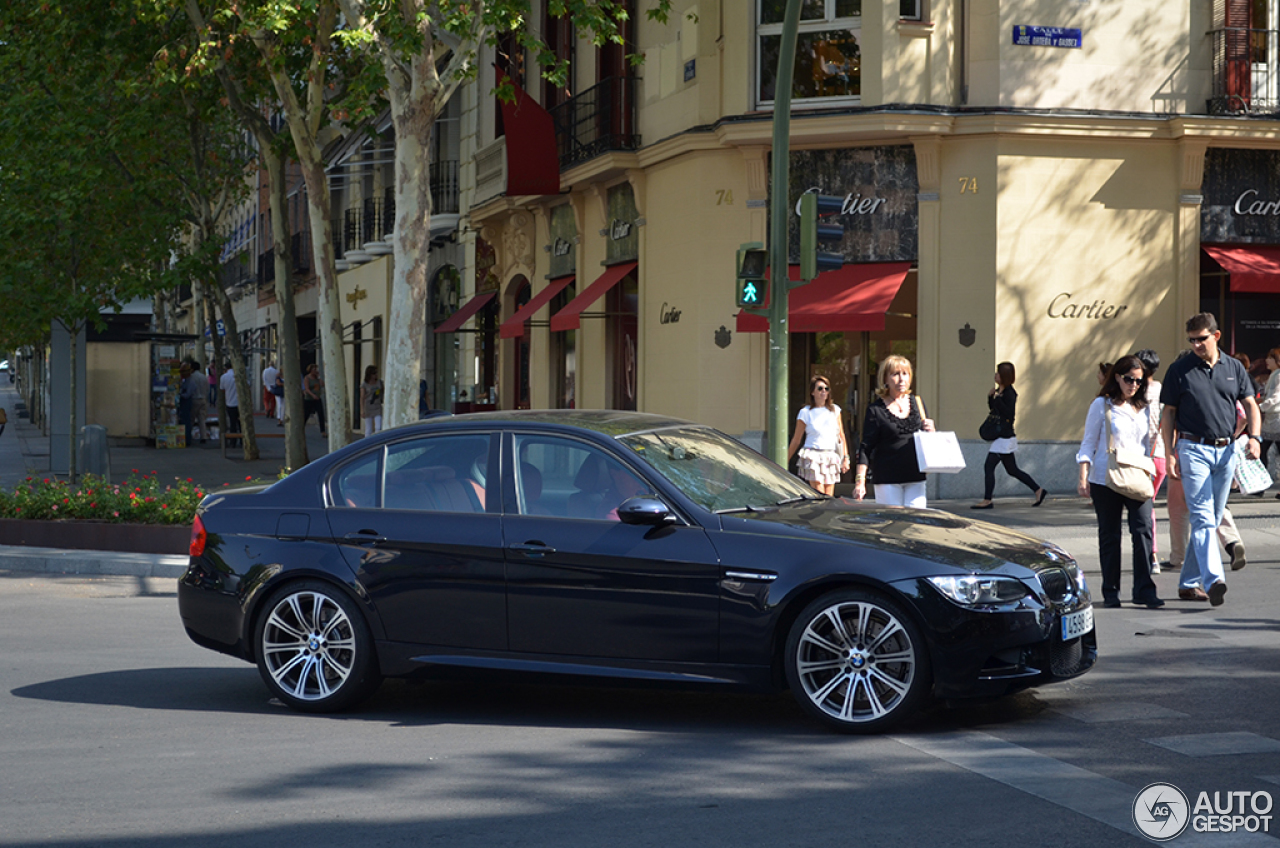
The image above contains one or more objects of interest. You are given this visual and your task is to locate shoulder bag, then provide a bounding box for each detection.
[979,413,1002,441]
[1104,403,1155,501]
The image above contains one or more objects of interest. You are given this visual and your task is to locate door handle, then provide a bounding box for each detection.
[509,542,556,556]
[344,530,386,545]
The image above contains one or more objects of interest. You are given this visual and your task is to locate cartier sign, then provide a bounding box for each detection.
[1047,292,1129,320]
[1233,190,1280,216]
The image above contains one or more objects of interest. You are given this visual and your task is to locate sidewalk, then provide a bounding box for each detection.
[2,376,1277,580]
[0,379,333,491]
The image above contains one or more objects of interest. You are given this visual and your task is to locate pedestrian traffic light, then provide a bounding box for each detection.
[799,192,845,282]
[736,242,768,308]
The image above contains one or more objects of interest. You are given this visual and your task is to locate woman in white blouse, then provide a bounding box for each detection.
[1076,354,1163,609]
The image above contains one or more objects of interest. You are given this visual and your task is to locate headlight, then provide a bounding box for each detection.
[927,575,1030,606]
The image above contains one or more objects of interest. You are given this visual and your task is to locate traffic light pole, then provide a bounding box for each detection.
[767,0,803,466]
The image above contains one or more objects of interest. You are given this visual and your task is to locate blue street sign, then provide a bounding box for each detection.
[1012,26,1083,49]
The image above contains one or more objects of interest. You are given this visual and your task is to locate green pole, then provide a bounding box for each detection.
[768,0,802,466]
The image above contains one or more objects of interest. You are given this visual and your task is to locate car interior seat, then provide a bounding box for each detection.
[567,454,614,519]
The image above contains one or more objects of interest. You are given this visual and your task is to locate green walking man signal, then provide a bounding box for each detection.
[736,242,769,308]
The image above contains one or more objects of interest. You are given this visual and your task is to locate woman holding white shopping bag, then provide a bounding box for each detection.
[854,355,935,507]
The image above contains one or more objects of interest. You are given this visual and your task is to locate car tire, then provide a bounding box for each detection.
[254,580,382,712]
[784,588,931,733]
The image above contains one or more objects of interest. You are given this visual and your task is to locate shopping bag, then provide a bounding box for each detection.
[913,430,966,474]
[1233,436,1273,494]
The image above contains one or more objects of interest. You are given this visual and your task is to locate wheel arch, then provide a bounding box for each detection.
[241,569,382,666]
[768,577,932,691]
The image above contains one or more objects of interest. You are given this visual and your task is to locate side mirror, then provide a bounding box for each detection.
[616,496,678,526]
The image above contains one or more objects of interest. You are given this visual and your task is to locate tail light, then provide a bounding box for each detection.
[189,514,207,558]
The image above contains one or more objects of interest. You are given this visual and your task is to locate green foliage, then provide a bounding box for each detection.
[0,472,206,525]
[0,0,223,350]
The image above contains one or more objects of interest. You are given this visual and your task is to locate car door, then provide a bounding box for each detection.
[503,432,721,663]
[326,431,506,650]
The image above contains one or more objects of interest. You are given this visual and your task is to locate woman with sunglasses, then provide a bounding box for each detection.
[1076,354,1163,608]
[786,374,850,496]
[853,355,935,508]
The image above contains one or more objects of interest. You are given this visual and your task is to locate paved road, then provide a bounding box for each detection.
[3,542,1280,847]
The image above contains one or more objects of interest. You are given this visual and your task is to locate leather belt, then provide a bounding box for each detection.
[1179,432,1231,447]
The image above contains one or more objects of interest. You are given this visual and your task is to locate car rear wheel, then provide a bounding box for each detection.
[784,589,930,732]
[254,581,381,712]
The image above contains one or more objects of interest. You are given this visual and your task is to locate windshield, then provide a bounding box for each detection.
[619,427,818,512]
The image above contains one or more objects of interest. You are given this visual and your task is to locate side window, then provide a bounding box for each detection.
[515,435,650,520]
[331,450,383,508]
[383,434,491,513]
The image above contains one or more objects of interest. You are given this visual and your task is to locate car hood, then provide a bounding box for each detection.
[723,499,1072,574]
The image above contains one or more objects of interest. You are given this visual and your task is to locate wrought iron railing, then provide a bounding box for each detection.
[1209,27,1280,114]
[431,160,460,214]
[342,208,363,254]
[548,77,640,168]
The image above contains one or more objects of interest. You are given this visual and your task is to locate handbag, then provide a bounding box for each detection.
[270,383,284,397]
[1103,403,1155,501]
[979,413,1002,442]
[1233,436,1273,494]
[913,430,966,473]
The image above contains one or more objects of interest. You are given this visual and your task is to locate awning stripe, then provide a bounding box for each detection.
[434,291,497,334]
[550,262,638,332]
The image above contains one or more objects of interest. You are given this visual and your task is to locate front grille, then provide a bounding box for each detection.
[1051,633,1085,676]
[1037,567,1070,602]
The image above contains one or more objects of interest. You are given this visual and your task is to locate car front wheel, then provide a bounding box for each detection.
[254,580,382,712]
[784,589,931,732]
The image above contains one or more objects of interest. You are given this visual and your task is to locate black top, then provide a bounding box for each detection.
[1160,353,1252,441]
[988,386,1018,438]
[857,396,926,484]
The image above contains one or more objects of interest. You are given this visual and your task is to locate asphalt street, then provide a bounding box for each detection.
[2,559,1279,847]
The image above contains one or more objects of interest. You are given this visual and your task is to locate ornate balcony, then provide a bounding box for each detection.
[548,77,640,168]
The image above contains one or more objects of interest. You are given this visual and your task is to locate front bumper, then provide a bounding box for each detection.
[891,575,1098,699]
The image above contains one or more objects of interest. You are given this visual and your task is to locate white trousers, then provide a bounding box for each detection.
[874,480,927,509]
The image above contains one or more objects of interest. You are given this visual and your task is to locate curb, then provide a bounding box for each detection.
[0,545,187,579]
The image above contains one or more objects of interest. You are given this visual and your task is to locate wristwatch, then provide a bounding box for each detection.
[1248,434,1261,441]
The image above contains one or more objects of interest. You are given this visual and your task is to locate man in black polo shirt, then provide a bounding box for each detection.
[1159,313,1261,607]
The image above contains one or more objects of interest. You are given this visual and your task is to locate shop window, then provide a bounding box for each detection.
[758,0,860,106]
[431,265,461,412]
[551,285,576,408]
[607,274,639,411]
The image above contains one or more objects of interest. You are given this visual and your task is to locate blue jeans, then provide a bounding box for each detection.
[1176,440,1236,591]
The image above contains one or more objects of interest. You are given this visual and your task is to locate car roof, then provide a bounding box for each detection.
[404,409,699,438]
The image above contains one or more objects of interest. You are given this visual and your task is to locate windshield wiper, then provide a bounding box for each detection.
[775,495,826,505]
[714,504,763,514]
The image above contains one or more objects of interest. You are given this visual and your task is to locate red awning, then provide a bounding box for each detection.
[550,262,638,332]
[434,291,497,334]
[499,276,575,339]
[736,262,913,333]
[497,69,561,197]
[1203,245,1280,292]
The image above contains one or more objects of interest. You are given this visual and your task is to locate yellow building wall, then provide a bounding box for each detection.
[993,137,1181,440]
[637,149,763,434]
[969,0,1202,112]
[87,343,151,438]
[936,136,1000,439]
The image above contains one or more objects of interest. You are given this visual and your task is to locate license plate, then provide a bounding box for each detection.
[1062,606,1094,640]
